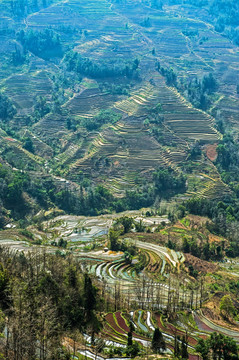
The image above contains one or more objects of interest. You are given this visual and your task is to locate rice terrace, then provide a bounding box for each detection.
[0,0,239,359]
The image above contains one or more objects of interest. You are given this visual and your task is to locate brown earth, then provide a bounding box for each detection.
[203,293,239,331]
[206,144,218,162]
[184,253,218,273]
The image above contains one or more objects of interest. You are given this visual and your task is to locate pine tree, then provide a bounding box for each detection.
[152,328,166,353]
[181,336,188,359]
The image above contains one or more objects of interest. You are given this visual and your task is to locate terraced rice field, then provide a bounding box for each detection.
[154,78,219,142]
[3,71,52,111]
[66,75,221,196]
[85,240,200,309]
[67,81,193,194]
[1,0,232,202]
[33,112,68,141]
[185,164,232,200]
[66,87,119,119]
[113,85,158,116]
[101,308,237,357]
[26,0,124,38]
[194,311,239,343]
[0,137,43,170]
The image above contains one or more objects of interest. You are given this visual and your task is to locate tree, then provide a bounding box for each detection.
[181,336,188,359]
[127,330,133,347]
[0,93,16,121]
[202,73,218,94]
[220,295,235,319]
[196,332,238,360]
[135,219,146,232]
[23,137,34,153]
[116,216,134,234]
[83,273,101,343]
[109,228,119,251]
[126,341,140,357]
[152,328,166,353]
[196,338,210,360]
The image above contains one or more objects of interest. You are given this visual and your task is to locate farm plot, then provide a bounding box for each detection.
[86,243,184,280]
[194,311,239,343]
[102,309,203,356]
[153,29,190,59]
[26,2,87,29]
[87,257,139,284]
[136,240,185,272]
[74,32,141,61]
[155,312,202,347]
[104,311,151,346]
[68,128,169,193]
[113,84,158,116]
[211,96,239,130]
[185,164,232,200]
[33,112,68,142]
[0,137,43,170]
[192,30,236,65]
[4,71,52,112]
[66,87,119,119]
[26,0,115,28]
[85,241,191,309]
[67,80,191,193]
[67,111,178,193]
[154,80,219,142]
[22,130,54,159]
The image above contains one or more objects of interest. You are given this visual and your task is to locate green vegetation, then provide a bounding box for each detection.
[17,29,63,59]
[64,51,140,79]
[152,328,166,353]
[0,93,16,121]
[196,332,238,360]
[0,249,104,359]
[0,0,239,358]
[185,198,239,257]
[220,295,236,319]
[81,109,122,131]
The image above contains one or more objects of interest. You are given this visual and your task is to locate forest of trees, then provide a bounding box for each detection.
[159,65,218,111]
[185,197,239,257]
[0,247,102,359]
[17,29,62,59]
[0,94,16,122]
[196,332,238,360]
[2,0,54,17]
[64,51,140,79]
[80,110,122,131]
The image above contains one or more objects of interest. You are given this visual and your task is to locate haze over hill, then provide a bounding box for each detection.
[1,0,239,223]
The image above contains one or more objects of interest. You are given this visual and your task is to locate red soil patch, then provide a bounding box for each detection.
[194,313,213,332]
[105,313,126,335]
[115,311,130,332]
[189,355,201,360]
[115,312,149,340]
[206,144,218,162]
[155,314,198,346]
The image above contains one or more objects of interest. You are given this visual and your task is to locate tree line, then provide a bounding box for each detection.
[17,29,63,60]
[64,51,140,79]
[0,247,102,359]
